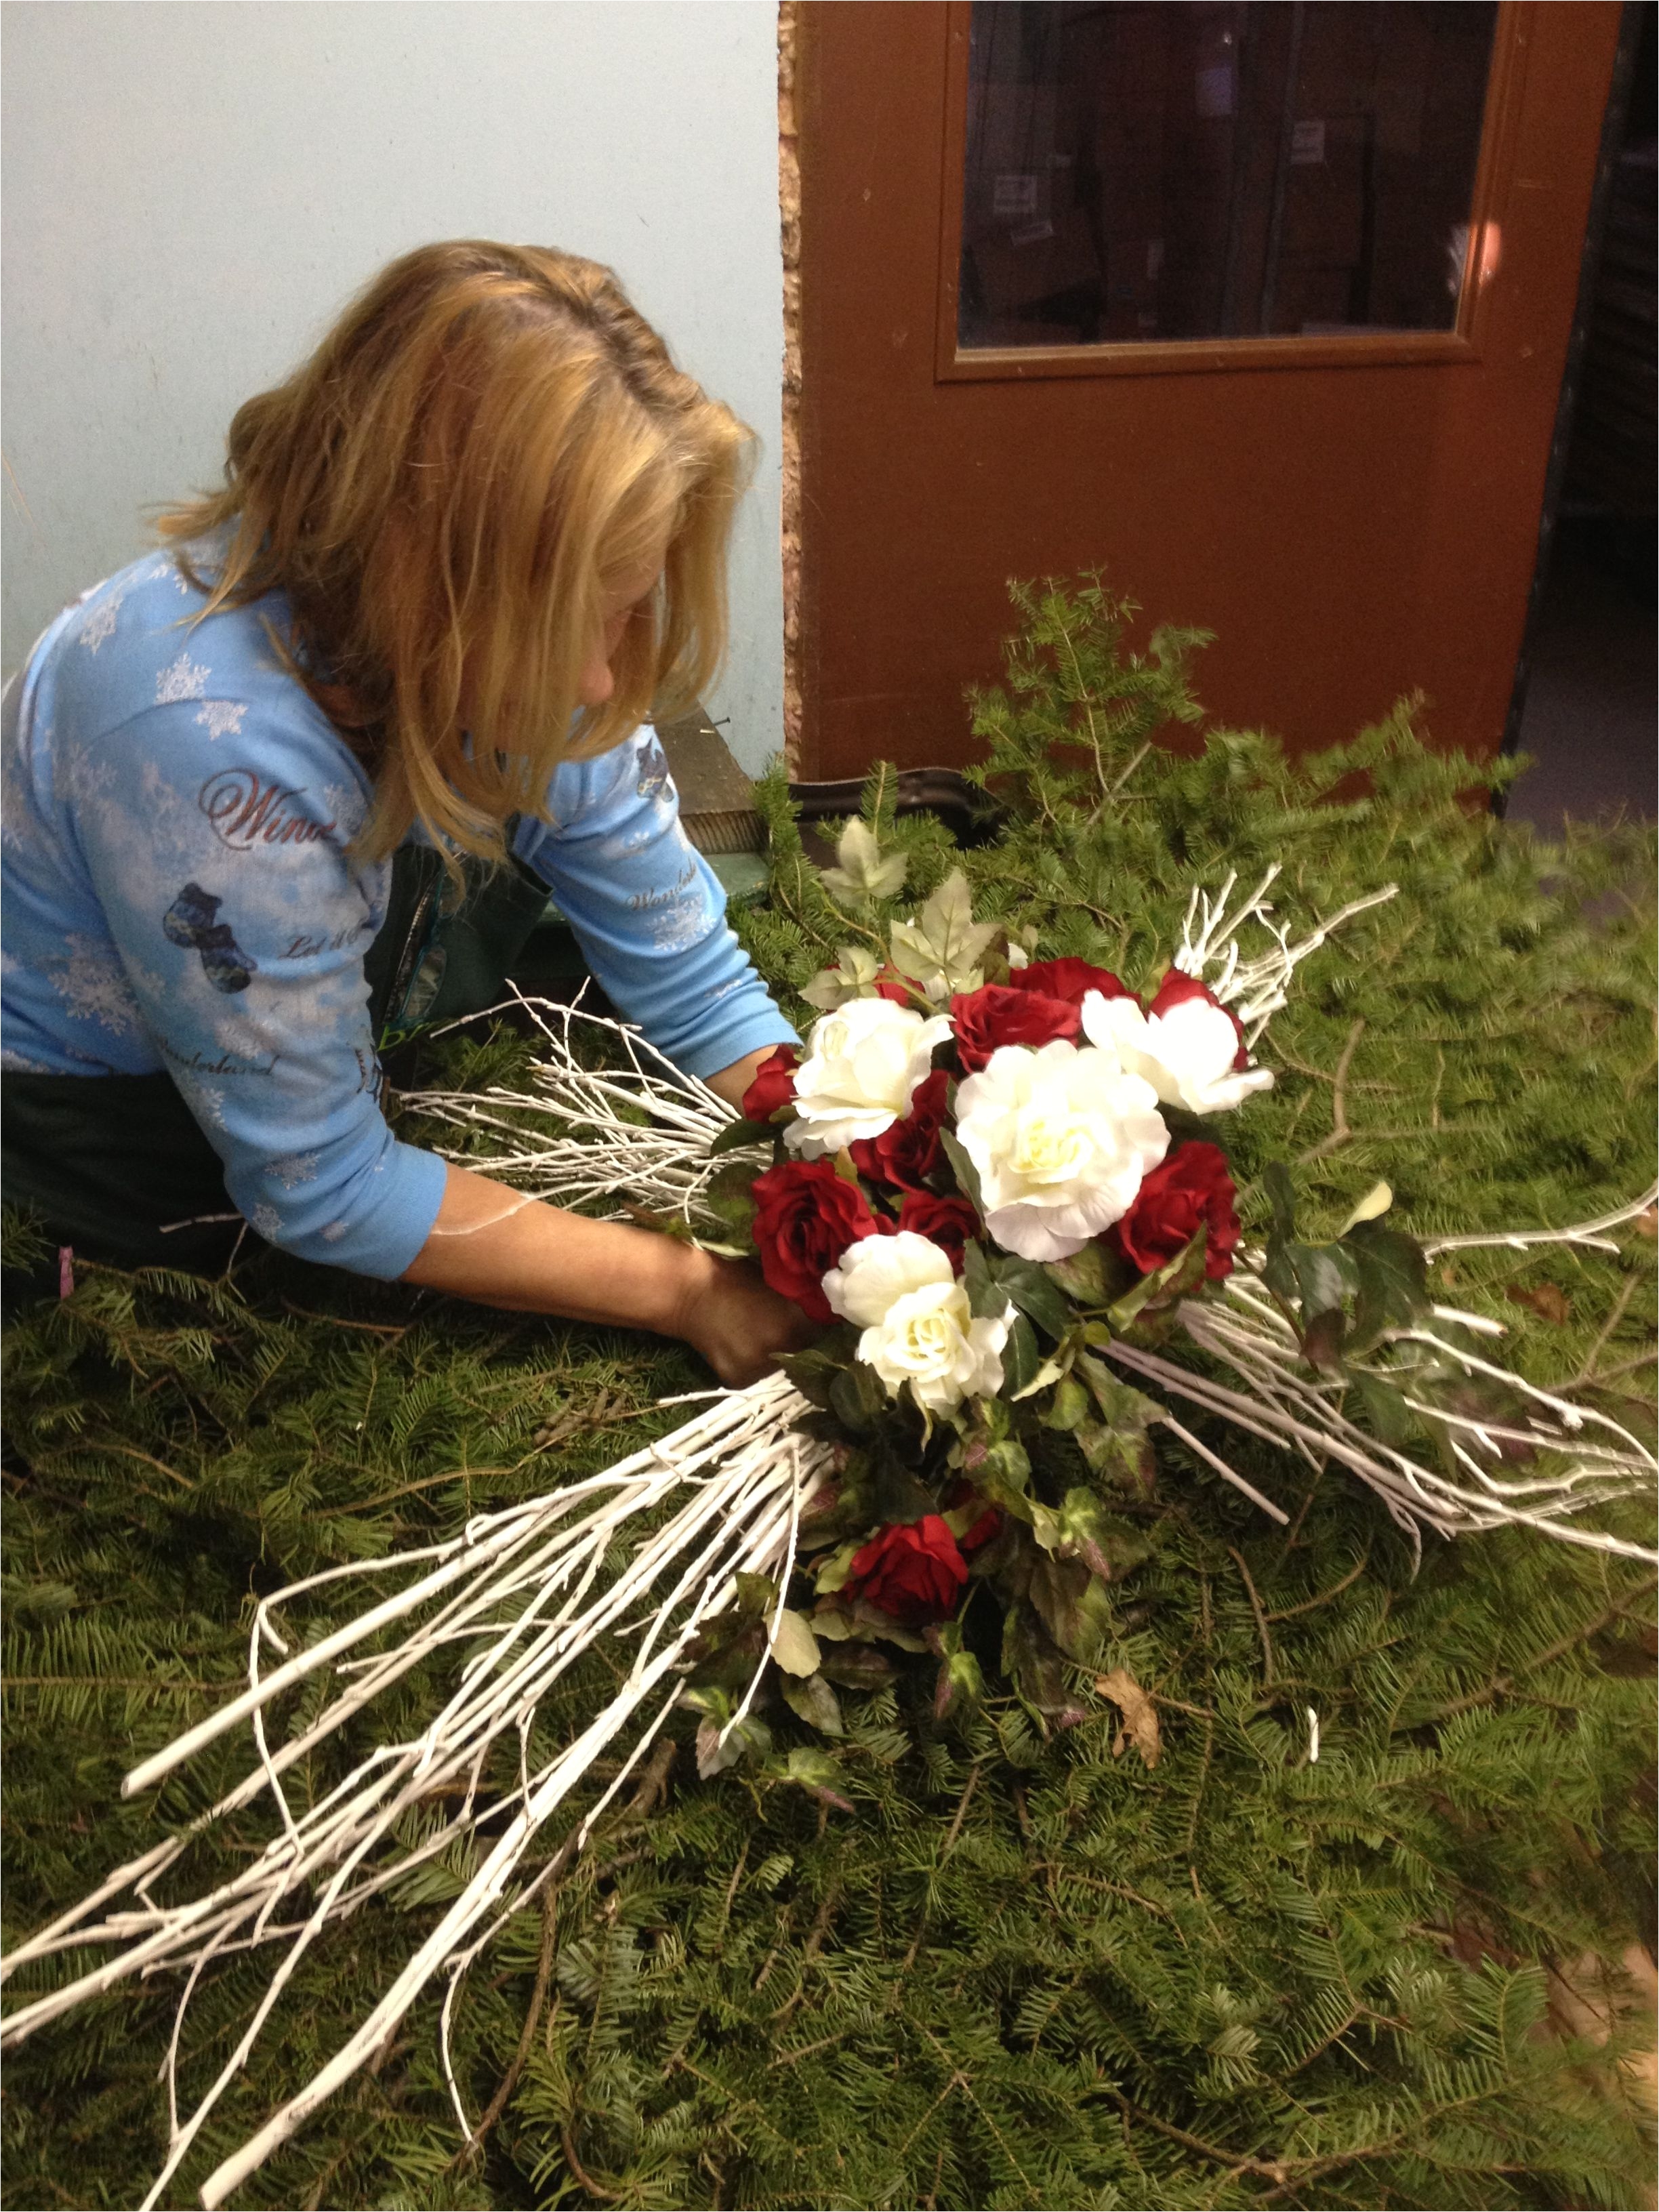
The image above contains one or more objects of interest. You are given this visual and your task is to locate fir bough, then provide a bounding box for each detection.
[4,579,1654,2209]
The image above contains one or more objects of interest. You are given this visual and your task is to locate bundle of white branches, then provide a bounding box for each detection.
[400,987,764,1231]
[0,1372,828,2210]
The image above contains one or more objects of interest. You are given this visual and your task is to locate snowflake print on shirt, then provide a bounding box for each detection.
[195,701,247,742]
[78,588,127,657]
[156,651,211,705]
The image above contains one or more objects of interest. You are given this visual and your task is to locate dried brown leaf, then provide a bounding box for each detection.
[1095,1667,1161,1768]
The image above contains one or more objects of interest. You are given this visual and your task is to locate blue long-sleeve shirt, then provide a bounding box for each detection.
[1,547,795,1277]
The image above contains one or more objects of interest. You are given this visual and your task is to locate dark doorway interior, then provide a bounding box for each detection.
[1506,0,1656,835]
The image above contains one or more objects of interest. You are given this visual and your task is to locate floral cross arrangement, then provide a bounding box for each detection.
[6,829,1652,2210]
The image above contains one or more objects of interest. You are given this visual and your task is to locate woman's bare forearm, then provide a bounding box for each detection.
[400,1162,711,1333]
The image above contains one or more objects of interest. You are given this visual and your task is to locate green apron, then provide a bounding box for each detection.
[2,838,554,1279]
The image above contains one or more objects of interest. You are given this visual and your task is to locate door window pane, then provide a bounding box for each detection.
[958,1,1498,349]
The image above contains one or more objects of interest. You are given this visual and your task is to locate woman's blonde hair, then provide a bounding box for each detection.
[157,239,754,865]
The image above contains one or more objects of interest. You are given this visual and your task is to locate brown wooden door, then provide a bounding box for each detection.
[794,1,1624,779]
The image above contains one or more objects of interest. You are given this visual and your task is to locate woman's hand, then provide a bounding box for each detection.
[667,1246,820,1389]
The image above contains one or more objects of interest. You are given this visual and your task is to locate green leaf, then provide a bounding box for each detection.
[710,1116,777,1159]
[1107,1226,1208,1329]
[1353,1368,1414,1448]
[735,1572,781,1620]
[1029,1553,1113,1662]
[1002,1312,1042,1397]
[962,1237,1000,1320]
[780,1671,844,1736]
[770,1607,823,1677]
[1043,1372,1091,1431]
[933,1642,985,1721]
[939,1128,987,1218]
[817,1641,896,1690]
[1346,1220,1430,1347]
[779,1345,851,1410]
[783,1745,854,1811]
[1264,1160,1297,1242]
[1057,1488,1153,1580]
[987,1253,1073,1340]
[1044,1241,1115,1307]
[830,1360,888,1435]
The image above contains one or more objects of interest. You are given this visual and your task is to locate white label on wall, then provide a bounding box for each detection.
[994,173,1039,220]
[1290,119,1326,165]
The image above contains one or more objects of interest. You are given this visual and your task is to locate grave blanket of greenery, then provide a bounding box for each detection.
[3,583,1655,2211]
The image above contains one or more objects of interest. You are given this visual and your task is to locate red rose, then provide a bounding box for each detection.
[751,1158,885,1321]
[741,1044,800,1123]
[1013,957,1137,1009]
[846,1514,967,1620]
[897,1189,980,1271]
[949,982,1080,1073]
[1148,968,1248,1073]
[850,1067,949,1191]
[1108,1141,1240,1282]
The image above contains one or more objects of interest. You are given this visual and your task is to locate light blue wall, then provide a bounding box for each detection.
[1,0,785,771]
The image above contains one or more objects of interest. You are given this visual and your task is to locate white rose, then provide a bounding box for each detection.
[954,1039,1168,1263]
[1080,988,1274,1115]
[783,998,953,1159]
[823,1231,1011,1414]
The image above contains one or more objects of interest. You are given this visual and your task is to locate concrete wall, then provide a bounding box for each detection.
[1,0,785,771]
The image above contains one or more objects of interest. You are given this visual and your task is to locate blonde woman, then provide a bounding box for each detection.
[1,241,812,1382]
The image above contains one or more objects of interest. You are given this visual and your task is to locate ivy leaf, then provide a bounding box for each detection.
[829,1361,888,1435]
[779,1344,852,1411]
[703,1159,760,1240]
[1057,1488,1153,1580]
[1346,1220,1429,1347]
[1002,1603,1088,1728]
[1353,1368,1413,1448]
[817,1641,896,1690]
[1043,1372,1091,1431]
[783,1745,854,1811]
[820,818,908,909]
[780,1671,844,1736]
[888,870,998,996]
[770,1608,823,1677]
[1044,1241,1118,1308]
[735,1572,781,1620]
[933,1641,985,1721]
[1029,1553,1113,1662]
[696,1712,772,1781]
[709,1117,775,1159]
[1264,1239,1361,1323]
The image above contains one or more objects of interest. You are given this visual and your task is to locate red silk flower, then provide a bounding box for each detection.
[897,1189,980,1272]
[846,1514,968,1620]
[850,1067,949,1191]
[750,1158,885,1321]
[1109,1141,1241,1282]
[1013,957,1137,1010]
[741,1044,800,1123]
[1147,968,1249,1073]
[949,982,1080,1073]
